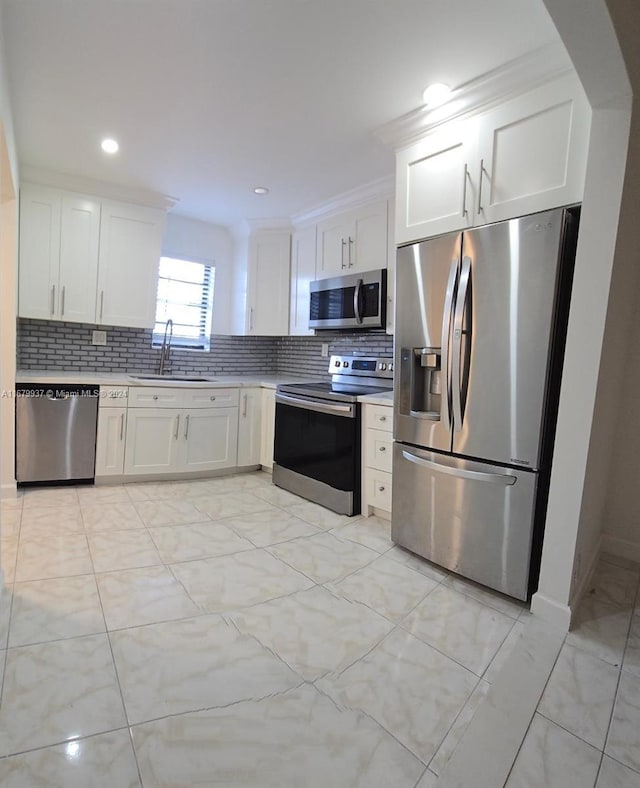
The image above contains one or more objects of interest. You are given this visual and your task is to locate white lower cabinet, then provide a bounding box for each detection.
[260,388,276,470]
[95,407,127,477]
[124,407,184,475]
[182,407,239,472]
[237,388,262,467]
[361,402,394,518]
[122,386,240,477]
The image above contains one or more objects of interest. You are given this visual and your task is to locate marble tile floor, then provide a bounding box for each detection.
[0,474,635,787]
[502,552,640,788]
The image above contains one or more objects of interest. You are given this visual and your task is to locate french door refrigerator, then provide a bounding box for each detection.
[392,207,579,600]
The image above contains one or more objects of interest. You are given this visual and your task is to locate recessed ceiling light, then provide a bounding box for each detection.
[101,138,119,154]
[253,186,269,195]
[422,83,452,108]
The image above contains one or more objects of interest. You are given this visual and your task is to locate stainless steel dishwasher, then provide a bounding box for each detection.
[16,384,99,483]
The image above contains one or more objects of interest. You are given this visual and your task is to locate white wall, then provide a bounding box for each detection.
[532,0,637,626]
[161,213,234,335]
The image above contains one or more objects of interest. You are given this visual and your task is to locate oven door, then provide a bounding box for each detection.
[273,392,360,515]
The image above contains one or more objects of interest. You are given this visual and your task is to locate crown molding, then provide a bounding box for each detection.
[291,175,394,227]
[19,165,179,210]
[229,217,292,239]
[375,42,575,150]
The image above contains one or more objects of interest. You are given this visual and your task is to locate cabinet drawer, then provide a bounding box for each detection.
[364,404,393,432]
[366,428,393,472]
[183,388,239,409]
[367,469,393,512]
[99,386,129,407]
[128,386,185,408]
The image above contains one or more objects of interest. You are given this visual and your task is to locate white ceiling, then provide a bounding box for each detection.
[2,0,561,226]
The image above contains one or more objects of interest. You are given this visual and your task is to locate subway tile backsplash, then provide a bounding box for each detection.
[17,319,394,378]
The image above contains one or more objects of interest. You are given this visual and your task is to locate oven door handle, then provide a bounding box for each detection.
[275,392,356,419]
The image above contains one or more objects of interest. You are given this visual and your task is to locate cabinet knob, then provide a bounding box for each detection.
[378,485,385,492]
[153,395,158,400]
[379,415,386,422]
[210,396,216,401]
[379,445,386,452]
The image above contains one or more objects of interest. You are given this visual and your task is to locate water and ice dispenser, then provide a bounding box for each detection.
[399,347,442,420]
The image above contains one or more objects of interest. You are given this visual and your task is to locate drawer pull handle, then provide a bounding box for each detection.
[153,395,159,401]
[378,485,385,492]
[379,446,386,452]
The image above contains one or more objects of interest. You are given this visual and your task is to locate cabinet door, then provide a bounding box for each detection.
[316,214,351,277]
[18,184,61,320]
[289,225,316,336]
[395,120,478,244]
[182,407,239,472]
[259,388,276,469]
[348,200,388,274]
[237,388,262,467]
[476,75,590,225]
[95,407,127,477]
[97,201,165,328]
[58,195,100,324]
[124,408,182,475]
[246,231,290,335]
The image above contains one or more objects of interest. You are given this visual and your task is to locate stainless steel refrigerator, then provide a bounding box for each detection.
[392,207,579,600]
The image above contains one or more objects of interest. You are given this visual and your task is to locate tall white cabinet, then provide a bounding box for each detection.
[18,184,166,328]
[289,225,316,336]
[245,230,291,335]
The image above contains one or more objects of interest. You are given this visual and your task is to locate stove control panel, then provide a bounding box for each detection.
[328,355,394,379]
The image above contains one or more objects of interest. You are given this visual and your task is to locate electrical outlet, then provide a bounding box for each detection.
[92,330,107,346]
[321,343,329,358]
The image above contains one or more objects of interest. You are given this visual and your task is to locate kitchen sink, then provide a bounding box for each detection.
[129,374,211,382]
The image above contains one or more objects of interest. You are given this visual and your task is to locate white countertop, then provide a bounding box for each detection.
[358,390,394,406]
[15,370,311,389]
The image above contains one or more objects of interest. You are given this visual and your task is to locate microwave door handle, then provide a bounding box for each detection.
[452,256,471,432]
[441,256,460,429]
[353,279,363,324]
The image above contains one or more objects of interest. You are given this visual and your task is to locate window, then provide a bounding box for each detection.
[153,256,215,351]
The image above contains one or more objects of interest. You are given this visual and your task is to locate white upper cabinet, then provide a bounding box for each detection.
[316,200,388,277]
[289,225,316,336]
[395,75,591,245]
[18,184,165,328]
[475,77,591,225]
[59,194,101,323]
[97,200,165,328]
[396,121,478,243]
[245,229,291,335]
[18,184,62,320]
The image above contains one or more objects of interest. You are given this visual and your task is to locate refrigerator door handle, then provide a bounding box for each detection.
[401,449,516,486]
[440,257,459,429]
[452,256,472,432]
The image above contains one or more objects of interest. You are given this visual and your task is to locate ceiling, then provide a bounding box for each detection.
[1,0,561,227]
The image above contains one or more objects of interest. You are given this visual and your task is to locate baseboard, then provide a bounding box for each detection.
[1,481,18,499]
[601,533,640,565]
[95,465,262,486]
[530,591,572,631]
[568,535,602,614]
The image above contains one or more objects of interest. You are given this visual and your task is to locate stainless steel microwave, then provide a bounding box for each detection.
[309,269,387,330]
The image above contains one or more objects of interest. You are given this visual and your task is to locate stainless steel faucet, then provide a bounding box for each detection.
[158,319,173,375]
